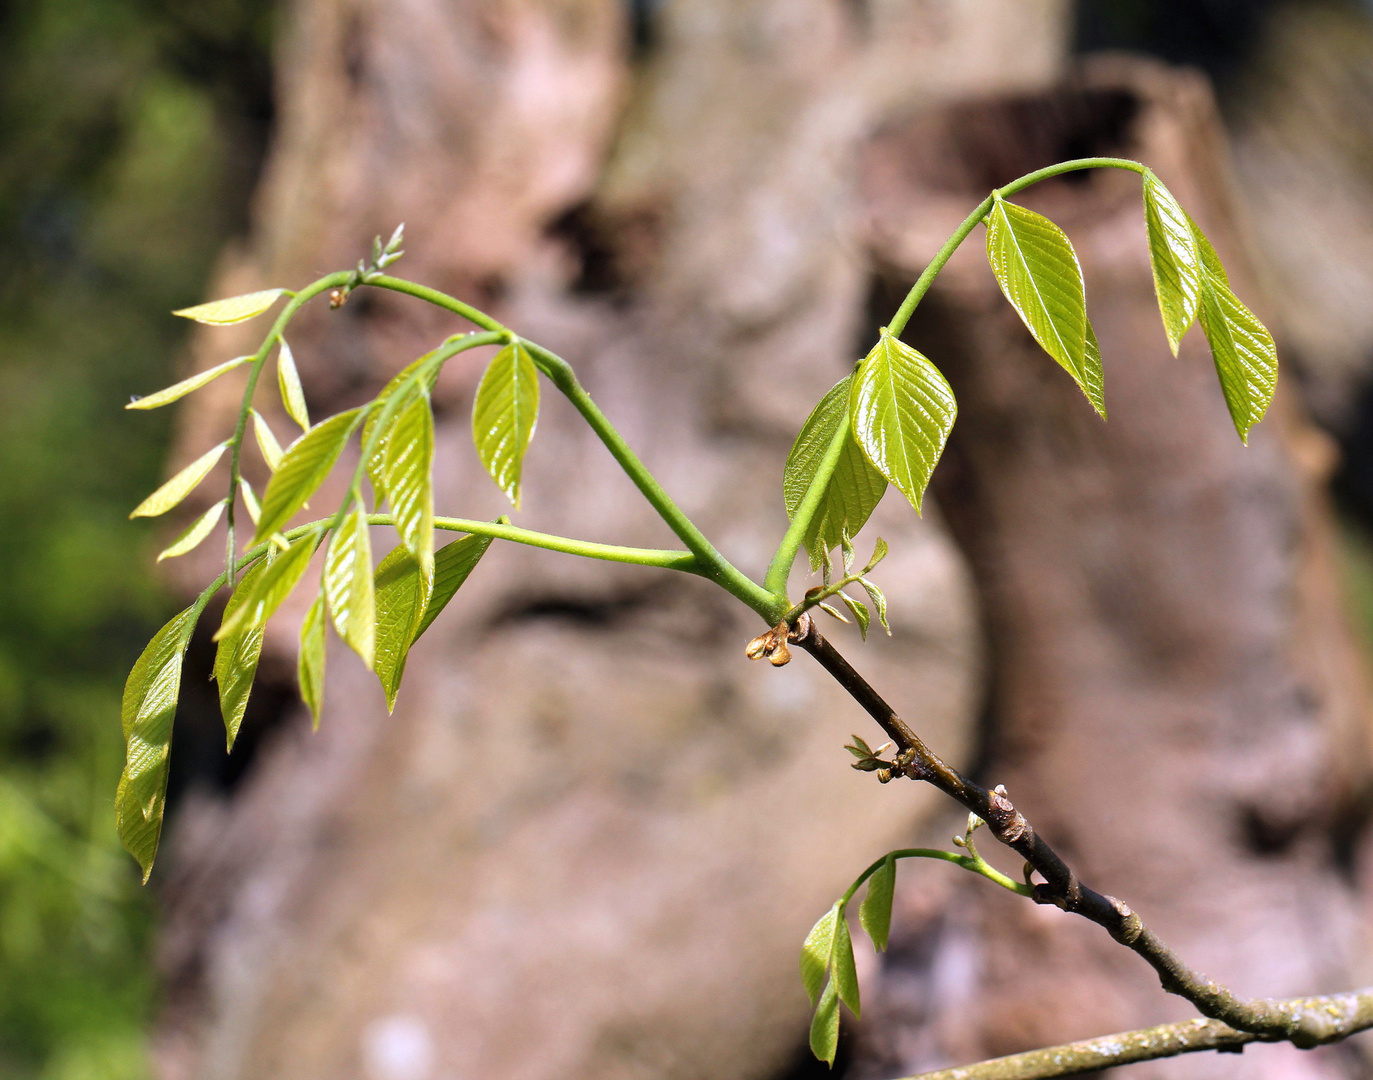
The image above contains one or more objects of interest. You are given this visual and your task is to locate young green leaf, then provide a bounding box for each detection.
[215,533,318,644]
[324,501,376,667]
[373,547,433,711]
[119,605,198,881]
[1142,172,1202,355]
[385,391,436,578]
[809,981,840,1067]
[1082,320,1106,419]
[252,409,284,472]
[472,340,540,507]
[213,555,273,751]
[173,288,285,325]
[801,903,840,1006]
[986,197,1098,411]
[849,330,956,514]
[859,855,896,952]
[414,532,496,639]
[130,441,229,519]
[299,593,326,730]
[363,352,442,505]
[126,355,250,410]
[1196,269,1278,443]
[858,577,890,635]
[252,409,361,544]
[239,478,262,525]
[157,499,227,562]
[277,338,310,430]
[784,376,887,569]
[832,912,860,1017]
[839,593,870,639]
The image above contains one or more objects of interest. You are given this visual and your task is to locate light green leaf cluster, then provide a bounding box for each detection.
[252,409,362,543]
[800,902,860,1066]
[473,340,540,507]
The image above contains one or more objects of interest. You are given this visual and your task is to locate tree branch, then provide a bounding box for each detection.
[791,618,1373,1047]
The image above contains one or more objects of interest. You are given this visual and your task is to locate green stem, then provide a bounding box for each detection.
[367,275,507,335]
[427,515,700,571]
[225,271,352,582]
[840,848,1032,907]
[886,157,1147,339]
[764,409,852,601]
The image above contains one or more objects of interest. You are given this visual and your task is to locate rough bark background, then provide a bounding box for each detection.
[147,3,1373,1080]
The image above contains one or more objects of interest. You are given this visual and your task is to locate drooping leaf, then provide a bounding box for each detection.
[239,478,261,525]
[119,605,198,881]
[213,555,273,751]
[1142,172,1202,355]
[215,531,317,642]
[472,340,540,507]
[372,547,434,711]
[784,376,888,569]
[839,593,870,639]
[173,288,285,325]
[299,593,326,730]
[385,391,435,578]
[809,981,840,1067]
[252,409,361,544]
[1196,268,1278,443]
[986,197,1097,409]
[157,499,227,562]
[129,440,228,519]
[252,409,284,471]
[832,913,860,1018]
[1189,214,1229,285]
[858,577,890,635]
[126,355,250,410]
[363,353,441,505]
[801,903,840,1006]
[849,331,956,513]
[1082,320,1106,419]
[859,855,896,952]
[277,338,310,430]
[415,532,496,639]
[324,501,375,667]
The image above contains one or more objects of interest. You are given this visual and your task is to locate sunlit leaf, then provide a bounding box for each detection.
[801,902,840,1006]
[859,855,896,952]
[1082,320,1106,419]
[415,532,496,639]
[173,288,285,325]
[1196,267,1278,443]
[809,981,840,1067]
[472,340,539,506]
[839,592,870,639]
[385,391,435,578]
[363,353,441,505]
[119,605,198,881]
[784,376,887,569]
[832,913,860,1017]
[324,501,375,667]
[252,409,283,471]
[253,409,361,544]
[157,499,227,561]
[215,532,317,642]
[1142,172,1201,355]
[986,197,1098,410]
[858,577,890,635]
[299,593,326,730]
[277,338,310,430]
[373,547,433,711]
[239,478,261,525]
[849,330,956,513]
[126,355,250,410]
[129,440,228,519]
[213,555,273,751]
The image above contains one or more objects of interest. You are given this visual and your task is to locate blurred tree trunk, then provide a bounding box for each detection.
[146,4,1373,1080]
[854,57,1373,1079]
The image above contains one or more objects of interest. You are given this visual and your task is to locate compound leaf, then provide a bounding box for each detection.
[473,340,539,507]
[298,593,326,730]
[859,855,896,952]
[784,376,887,569]
[157,499,227,561]
[986,198,1096,408]
[173,288,285,325]
[385,391,435,578]
[324,501,375,667]
[253,409,361,544]
[849,331,956,513]
[373,547,433,711]
[126,355,249,410]
[130,441,228,519]
[277,338,310,430]
[1142,172,1202,355]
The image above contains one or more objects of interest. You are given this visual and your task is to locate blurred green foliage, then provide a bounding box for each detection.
[0,2,273,1075]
